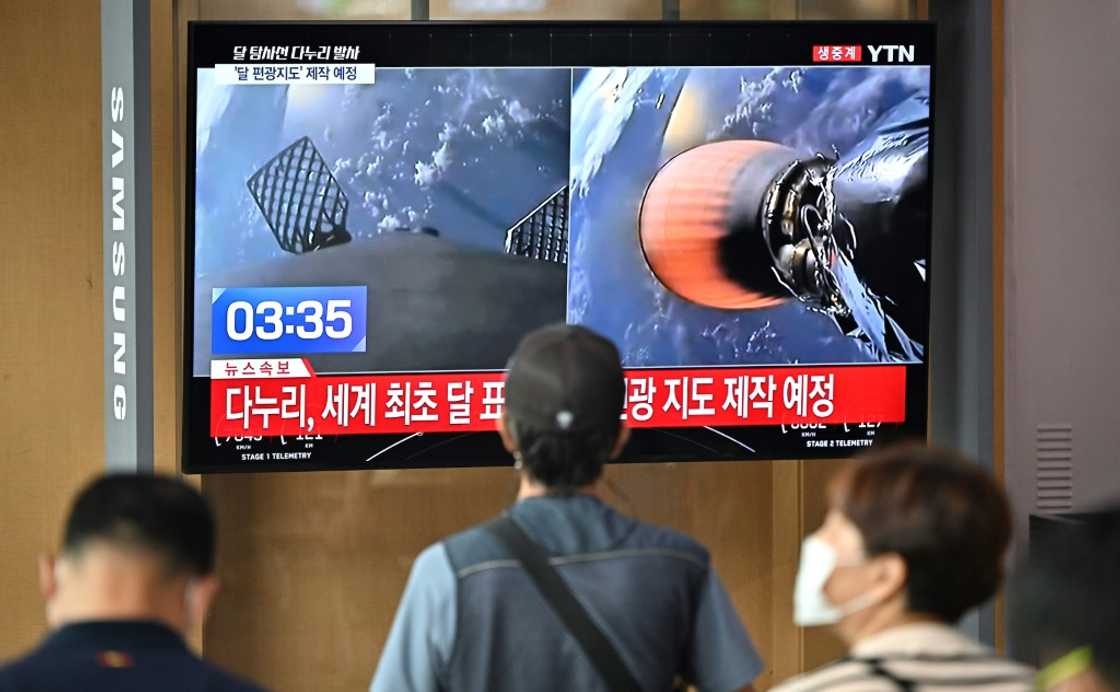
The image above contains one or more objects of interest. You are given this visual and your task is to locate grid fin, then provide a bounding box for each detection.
[247,136,351,254]
[504,186,569,265]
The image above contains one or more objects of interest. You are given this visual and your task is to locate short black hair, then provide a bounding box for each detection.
[831,445,1011,623]
[62,474,216,576]
[1008,506,1120,687]
[509,418,619,493]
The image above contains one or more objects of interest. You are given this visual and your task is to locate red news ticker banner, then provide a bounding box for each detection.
[209,360,906,438]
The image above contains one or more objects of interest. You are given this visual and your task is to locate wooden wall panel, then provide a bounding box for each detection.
[196,0,409,20]
[201,459,845,691]
[0,0,105,660]
[767,460,848,681]
[769,461,803,682]
[429,0,661,20]
[203,462,783,691]
[152,0,181,477]
[204,467,522,691]
[799,460,848,669]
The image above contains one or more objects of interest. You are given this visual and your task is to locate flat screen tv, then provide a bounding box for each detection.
[185,20,935,473]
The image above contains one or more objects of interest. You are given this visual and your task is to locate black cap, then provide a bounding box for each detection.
[504,324,625,434]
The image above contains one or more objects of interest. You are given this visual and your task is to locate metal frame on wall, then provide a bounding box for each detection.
[926,0,998,647]
[101,0,154,473]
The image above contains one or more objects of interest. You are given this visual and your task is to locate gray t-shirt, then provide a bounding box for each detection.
[371,494,763,692]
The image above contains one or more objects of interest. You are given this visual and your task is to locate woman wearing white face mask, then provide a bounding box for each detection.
[773,445,1034,692]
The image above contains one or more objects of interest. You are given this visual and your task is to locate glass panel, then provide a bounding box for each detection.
[681,0,783,20]
[198,0,913,22]
[797,0,914,20]
[198,0,411,20]
[198,0,914,22]
[431,0,662,20]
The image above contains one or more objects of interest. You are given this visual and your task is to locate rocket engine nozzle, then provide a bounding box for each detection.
[638,139,838,312]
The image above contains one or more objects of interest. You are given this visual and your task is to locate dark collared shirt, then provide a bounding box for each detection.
[0,620,265,692]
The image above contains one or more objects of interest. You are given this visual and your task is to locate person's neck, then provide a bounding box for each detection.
[49,559,187,636]
[840,601,940,648]
[516,475,602,501]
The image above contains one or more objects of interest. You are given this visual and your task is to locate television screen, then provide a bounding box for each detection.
[185,21,935,473]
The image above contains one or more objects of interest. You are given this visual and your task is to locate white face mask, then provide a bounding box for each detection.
[793,535,882,626]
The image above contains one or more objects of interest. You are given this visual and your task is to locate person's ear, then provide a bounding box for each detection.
[186,575,221,629]
[874,553,909,601]
[38,553,62,628]
[497,415,518,454]
[609,426,631,460]
[38,553,57,603]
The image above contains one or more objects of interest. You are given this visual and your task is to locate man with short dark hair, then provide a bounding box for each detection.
[371,324,763,692]
[0,474,265,692]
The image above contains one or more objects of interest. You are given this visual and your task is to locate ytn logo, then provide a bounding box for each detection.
[867,44,916,63]
[813,44,916,64]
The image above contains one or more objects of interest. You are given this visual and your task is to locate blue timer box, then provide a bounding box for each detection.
[211,286,367,355]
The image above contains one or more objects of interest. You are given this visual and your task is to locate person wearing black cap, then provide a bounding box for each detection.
[0,474,265,692]
[371,324,763,692]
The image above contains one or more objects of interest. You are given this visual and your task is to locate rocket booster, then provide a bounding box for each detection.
[638,93,930,342]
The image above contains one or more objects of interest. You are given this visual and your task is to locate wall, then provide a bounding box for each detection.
[203,460,845,691]
[172,3,892,690]
[0,0,973,683]
[1003,0,1120,583]
[0,0,105,659]
[0,0,932,683]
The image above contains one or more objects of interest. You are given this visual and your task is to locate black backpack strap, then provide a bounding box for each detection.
[485,515,643,692]
[862,658,915,692]
[844,654,1030,691]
